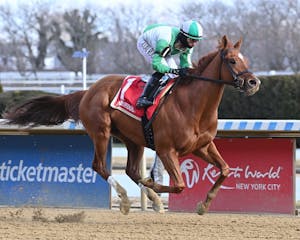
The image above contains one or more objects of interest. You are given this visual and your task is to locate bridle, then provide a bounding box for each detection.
[145,49,253,129]
[186,49,252,90]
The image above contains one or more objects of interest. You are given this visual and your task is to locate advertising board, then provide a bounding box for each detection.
[0,135,111,208]
[169,138,295,214]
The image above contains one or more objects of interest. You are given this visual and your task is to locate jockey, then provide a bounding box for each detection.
[136,20,203,108]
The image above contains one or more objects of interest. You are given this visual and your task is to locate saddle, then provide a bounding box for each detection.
[110,75,176,149]
[110,75,174,121]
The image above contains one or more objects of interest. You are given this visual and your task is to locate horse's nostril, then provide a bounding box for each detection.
[249,79,258,86]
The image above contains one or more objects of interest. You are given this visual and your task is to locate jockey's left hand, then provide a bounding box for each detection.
[169,68,189,77]
[178,68,189,76]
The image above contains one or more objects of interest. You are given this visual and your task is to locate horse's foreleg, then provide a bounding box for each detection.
[124,142,164,213]
[138,150,186,212]
[193,142,230,215]
[140,150,186,193]
[138,182,165,213]
[124,141,144,181]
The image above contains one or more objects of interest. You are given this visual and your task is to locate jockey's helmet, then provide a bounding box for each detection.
[180,20,203,40]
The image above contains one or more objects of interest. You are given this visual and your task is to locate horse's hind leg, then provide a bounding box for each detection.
[193,142,230,215]
[82,107,131,214]
[91,134,131,215]
[123,140,164,213]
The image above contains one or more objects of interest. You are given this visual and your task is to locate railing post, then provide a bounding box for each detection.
[140,153,147,211]
[82,48,87,90]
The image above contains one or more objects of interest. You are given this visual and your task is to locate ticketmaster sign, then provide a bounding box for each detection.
[0,135,111,208]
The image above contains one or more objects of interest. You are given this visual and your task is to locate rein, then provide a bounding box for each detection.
[185,73,236,86]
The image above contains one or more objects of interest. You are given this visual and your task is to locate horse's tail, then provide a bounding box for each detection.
[2,90,86,126]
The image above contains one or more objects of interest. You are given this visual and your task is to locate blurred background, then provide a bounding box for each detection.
[0,0,299,142]
[0,0,299,76]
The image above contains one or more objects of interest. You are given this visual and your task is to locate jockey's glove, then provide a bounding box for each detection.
[168,68,188,77]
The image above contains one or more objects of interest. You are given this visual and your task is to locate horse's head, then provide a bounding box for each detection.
[219,35,261,96]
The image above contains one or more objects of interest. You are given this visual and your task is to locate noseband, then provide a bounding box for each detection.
[187,49,252,89]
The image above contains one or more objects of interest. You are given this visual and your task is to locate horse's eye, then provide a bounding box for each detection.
[229,59,236,64]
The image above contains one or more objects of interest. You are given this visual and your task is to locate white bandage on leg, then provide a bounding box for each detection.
[138,182,147,193]
[107,176,117,189]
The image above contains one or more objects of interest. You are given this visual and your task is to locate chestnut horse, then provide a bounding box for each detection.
[3,35,260,215]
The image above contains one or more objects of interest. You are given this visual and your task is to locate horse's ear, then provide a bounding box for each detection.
[234,37,243,50]
[219,35,229,49]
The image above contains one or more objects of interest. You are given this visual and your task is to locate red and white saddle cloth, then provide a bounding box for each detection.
[110,75,174,121]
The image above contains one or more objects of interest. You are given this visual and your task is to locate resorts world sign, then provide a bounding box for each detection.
[169,138,295,214]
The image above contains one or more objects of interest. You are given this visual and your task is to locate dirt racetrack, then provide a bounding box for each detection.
[0,206,299,240]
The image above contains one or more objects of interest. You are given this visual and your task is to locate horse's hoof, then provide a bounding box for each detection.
[143,187,165,213]
[152,202,165,214]
[120,198,131,215]
[116,183,131,215]
[196,202,207,215]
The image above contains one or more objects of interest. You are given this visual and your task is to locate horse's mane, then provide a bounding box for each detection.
[195,50,219,75]
[194,39,234,75]
[178,51,218,86]
[178,50,219,86]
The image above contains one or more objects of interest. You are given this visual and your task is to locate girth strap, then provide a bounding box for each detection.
[141,115,155,150]
[140,76,181,150]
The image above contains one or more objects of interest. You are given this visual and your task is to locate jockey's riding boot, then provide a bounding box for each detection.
[136,72,164,108]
